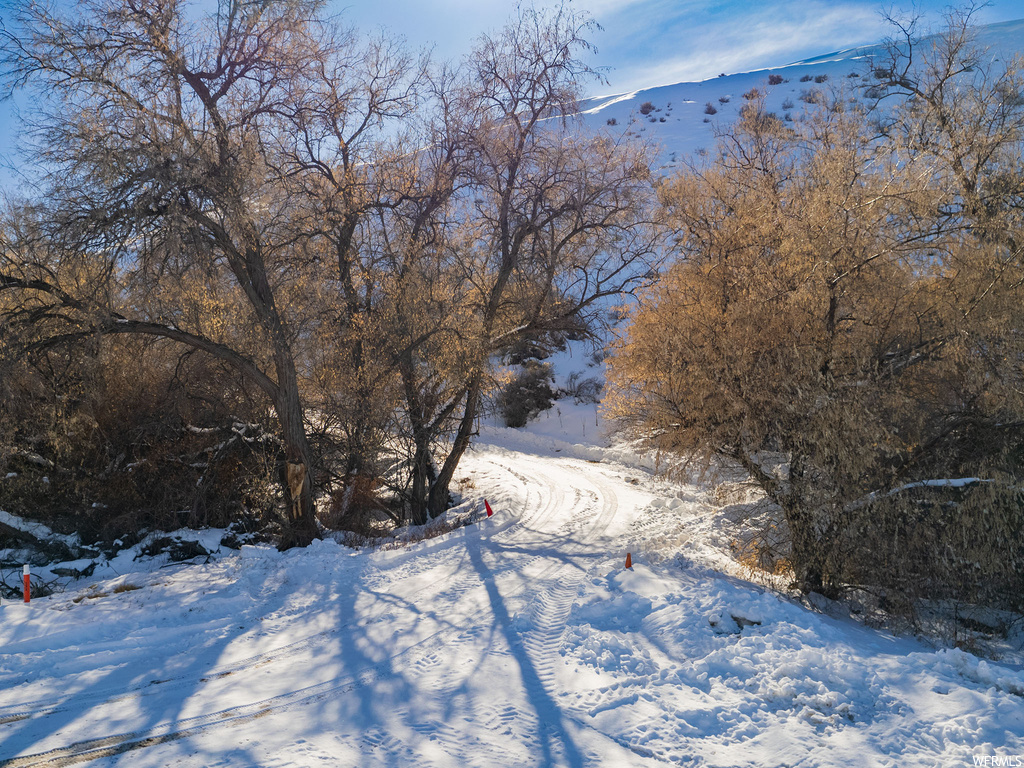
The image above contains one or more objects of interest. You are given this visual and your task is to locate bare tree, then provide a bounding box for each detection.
[378,7,659,523]
[0,0,410,546]
[868,3,1024,248]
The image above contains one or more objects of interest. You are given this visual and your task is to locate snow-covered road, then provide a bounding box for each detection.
[2,435,1023,767]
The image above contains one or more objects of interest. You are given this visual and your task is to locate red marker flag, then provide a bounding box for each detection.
[485,499,494,517]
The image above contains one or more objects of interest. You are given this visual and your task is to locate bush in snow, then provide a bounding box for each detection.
[498,362,557,428]
[704,102,717,115]
[0,338,278,544]
[561,371,604,405]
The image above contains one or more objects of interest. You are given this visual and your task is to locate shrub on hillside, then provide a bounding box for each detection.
[497,362,556,428]
[561,372,603,405]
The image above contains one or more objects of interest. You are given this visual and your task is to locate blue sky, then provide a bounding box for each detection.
[2,0,1022,190]
[341,0,1023,94]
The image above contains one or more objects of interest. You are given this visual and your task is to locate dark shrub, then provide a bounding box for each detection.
[0,340,277,543]
[498,362,557,428]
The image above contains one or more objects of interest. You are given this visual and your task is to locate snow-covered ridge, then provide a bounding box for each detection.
[576,17,1024,172]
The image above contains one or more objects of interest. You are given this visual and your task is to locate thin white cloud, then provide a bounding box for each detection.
[582,0,651,16]
[590,0,884,91]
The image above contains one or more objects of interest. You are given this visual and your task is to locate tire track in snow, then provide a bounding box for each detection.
[480,455,683,767]
[366,452,625,767]
[0,450,634,767]
[344,453,593,767]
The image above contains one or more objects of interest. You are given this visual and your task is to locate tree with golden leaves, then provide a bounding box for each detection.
[609,21,1024,607]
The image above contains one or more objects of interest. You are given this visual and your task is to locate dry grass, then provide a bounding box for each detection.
[72,582,142,603]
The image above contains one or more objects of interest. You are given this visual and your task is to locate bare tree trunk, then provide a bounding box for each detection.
[276,381,319,549]
[783,501,827,595]
[427,379,480,519]
[401,352,435,526]
[408,436,432,527]
[782,458,838,597]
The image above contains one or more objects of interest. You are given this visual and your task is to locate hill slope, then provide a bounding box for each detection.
[578,17,1024,172]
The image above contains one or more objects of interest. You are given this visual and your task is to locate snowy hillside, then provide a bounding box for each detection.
[4,18,1024,768]
[579,18,1024,172]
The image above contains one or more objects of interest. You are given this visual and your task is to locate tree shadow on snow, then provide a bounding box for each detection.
[463,532,585,768]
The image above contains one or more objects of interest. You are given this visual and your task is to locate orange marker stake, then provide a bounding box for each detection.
[485,499,494,517]
[625,552,633,569]
[23,564,30,603]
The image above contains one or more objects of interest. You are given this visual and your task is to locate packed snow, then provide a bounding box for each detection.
[2,388,1023,766]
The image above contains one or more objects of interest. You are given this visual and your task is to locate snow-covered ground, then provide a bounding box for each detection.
[2,410,1024,766]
